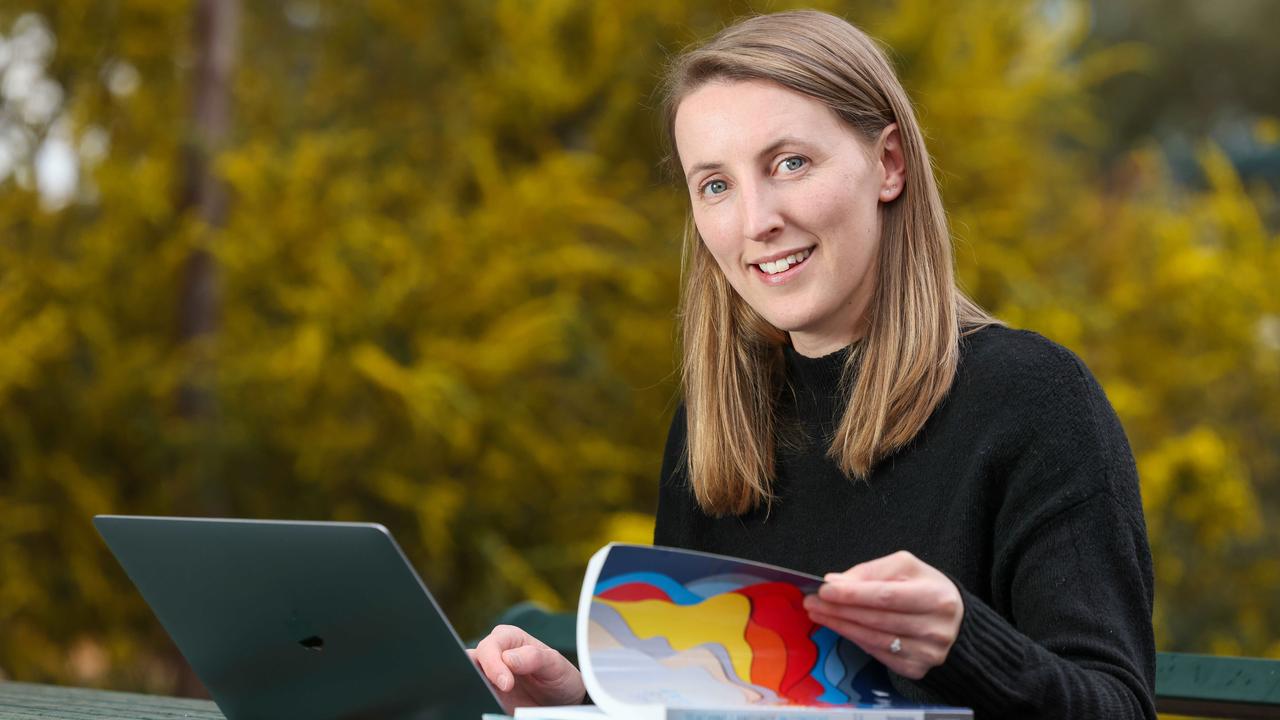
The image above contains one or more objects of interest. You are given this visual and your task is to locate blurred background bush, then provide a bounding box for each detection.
[0,0,1277,696]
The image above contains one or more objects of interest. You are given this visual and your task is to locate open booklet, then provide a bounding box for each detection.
[513,543,971,720]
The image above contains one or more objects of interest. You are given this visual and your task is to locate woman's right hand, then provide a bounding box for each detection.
[468,624,586,714]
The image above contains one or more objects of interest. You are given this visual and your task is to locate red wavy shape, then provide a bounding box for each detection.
[597,582,673,603]
[734,582,823,705]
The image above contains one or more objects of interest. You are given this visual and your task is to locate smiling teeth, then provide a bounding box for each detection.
[759,249,812,275]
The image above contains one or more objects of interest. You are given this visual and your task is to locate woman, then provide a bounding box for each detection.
[472,10,1156,719]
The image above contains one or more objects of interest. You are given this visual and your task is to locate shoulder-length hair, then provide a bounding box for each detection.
[660,10,997,516]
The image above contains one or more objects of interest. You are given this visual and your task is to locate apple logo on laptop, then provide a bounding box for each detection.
[286,609,324,652]
[298,635,325,652]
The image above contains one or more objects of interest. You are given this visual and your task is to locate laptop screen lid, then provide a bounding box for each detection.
[94,515,504,720]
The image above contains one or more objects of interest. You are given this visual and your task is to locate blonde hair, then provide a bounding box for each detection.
[661,10,997,516]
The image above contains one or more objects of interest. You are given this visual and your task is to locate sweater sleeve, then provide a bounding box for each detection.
[917,339,1156,719]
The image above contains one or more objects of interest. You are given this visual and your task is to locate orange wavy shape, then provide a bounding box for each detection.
[743,616,787,690]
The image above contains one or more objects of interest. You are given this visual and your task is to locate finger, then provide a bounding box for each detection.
[502,645,567,681]
[473,642,514,692]
[808,610,937,680]
[474,652,514,691]
[474,625,535,692]
[816,578,941,613]
[829,550,921,582]
[488,624,543,652]
[806,597,932,637]
[809,609,899,655]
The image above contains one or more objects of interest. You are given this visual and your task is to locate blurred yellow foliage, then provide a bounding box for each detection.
[0,0,1276,695]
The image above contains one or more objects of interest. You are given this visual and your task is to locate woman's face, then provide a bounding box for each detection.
[674,79,904,357]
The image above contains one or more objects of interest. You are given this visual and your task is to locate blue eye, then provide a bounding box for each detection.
[780,156,806,172]
[702,179,728,196]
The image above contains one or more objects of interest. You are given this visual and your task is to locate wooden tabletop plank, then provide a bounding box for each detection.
[0,682,223,719]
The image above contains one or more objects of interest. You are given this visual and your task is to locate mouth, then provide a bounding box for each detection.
[751,247,814,284]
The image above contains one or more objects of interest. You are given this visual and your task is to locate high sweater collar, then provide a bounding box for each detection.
[781,341,862,426]
[783,341,860,394]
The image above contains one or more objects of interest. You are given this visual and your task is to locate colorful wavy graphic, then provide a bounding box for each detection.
[586,545,899,709]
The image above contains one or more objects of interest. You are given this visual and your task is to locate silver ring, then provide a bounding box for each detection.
[889,637,903,654]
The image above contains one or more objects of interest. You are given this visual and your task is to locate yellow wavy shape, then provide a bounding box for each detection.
[599,594,753,683]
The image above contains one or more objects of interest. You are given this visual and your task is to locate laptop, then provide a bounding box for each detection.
[94,515,506,720]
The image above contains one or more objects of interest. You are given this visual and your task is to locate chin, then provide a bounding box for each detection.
[757,312,814,337]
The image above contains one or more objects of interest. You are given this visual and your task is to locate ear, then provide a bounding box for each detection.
[876,123,906,203]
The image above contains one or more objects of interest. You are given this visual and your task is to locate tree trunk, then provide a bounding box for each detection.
[176,0,238,508]
[171,0,239,695]
[178,0,237,356]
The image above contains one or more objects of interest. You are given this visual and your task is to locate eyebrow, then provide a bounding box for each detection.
[683,136,811,185]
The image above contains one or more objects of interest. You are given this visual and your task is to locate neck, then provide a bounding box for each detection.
[789,324,865,358]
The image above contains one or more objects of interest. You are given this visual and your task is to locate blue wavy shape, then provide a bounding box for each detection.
[808,626,850,704]
[594,572,705,605]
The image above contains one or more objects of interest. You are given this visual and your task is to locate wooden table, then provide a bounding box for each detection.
[12,653,1278,720]
[0,682,518,719]
[0,682,223,719]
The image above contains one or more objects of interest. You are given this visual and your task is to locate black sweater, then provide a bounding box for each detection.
[653,325,1156,719]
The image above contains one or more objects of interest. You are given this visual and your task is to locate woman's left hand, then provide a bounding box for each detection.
[802,550,964,680]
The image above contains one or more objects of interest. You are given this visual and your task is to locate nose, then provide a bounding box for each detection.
[739,179,784,243]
